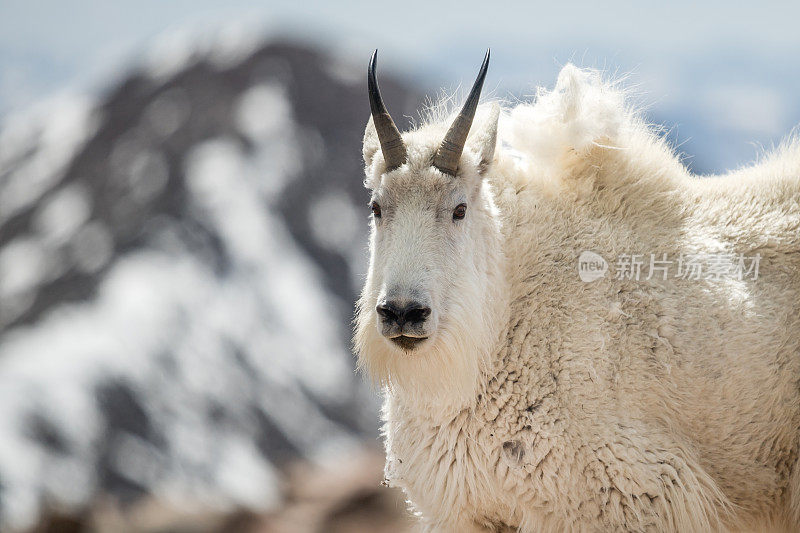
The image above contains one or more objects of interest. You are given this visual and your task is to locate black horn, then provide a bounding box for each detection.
[368,50,407,171]
[433,49,490,175]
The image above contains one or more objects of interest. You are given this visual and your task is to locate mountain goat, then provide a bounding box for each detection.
[354,50,800,532]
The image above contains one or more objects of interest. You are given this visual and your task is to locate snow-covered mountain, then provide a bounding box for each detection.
[0,40,421,530]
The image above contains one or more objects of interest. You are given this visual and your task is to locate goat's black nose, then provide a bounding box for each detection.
[376,301,431,326]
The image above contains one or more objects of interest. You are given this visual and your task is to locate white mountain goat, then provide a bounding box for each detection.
[354,50,800,532]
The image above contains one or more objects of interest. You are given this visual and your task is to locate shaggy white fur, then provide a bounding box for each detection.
[355,64,800,532]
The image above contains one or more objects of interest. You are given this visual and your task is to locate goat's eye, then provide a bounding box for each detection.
[370,201,382,218]
[452,203,467,220]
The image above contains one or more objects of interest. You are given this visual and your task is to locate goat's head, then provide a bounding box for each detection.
[356,50,506,402]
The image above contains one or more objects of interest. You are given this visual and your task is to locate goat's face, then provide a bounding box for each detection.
[365,151,483,352]
[356,119,503,401]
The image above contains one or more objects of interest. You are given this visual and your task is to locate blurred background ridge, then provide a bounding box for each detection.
[0,34,420,533]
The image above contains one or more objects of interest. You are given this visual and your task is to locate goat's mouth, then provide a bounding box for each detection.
[390,335,429,351]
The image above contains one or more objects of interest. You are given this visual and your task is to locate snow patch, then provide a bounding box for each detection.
[235,84,291,142]
[0,96,98,224]
[34,183,92,246]
[308,192,360,253]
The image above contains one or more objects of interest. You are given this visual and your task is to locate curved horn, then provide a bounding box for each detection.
[433,49,490,175]
[368,50,407,171]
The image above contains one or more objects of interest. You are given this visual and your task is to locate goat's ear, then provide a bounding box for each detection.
[471,103,500,175]
[363,116,381,168]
